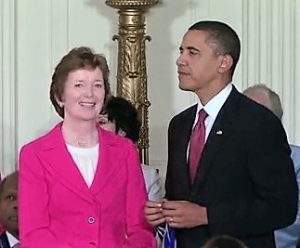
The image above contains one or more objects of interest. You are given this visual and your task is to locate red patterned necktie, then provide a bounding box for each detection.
[188,109,208,182]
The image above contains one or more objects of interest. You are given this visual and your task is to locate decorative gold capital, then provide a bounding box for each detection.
[105,0,159,9]
[105,0,158,165]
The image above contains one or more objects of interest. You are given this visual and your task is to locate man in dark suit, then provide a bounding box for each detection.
[144,20,298,248]
[0,171,19,248]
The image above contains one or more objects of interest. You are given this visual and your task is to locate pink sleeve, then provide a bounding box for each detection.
[123,141,157,248]
[19,145,70,248]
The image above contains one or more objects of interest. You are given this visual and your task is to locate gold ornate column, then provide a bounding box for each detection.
[105,0,158,165]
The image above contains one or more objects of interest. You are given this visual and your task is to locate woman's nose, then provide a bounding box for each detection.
[85,85,94,97]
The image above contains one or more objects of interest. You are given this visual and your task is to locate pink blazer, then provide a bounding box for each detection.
[19,123,156,248]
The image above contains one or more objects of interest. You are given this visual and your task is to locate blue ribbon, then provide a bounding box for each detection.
[163,224,176,248]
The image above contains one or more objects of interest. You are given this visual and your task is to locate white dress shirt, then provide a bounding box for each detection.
[187,83,233,160]
[6,231,19,248]
[193,83,233,141]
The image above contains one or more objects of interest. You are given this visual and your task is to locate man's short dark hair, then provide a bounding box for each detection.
[188,20,241,76]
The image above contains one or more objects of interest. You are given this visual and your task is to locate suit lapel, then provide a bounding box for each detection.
[191,87,240,192]
[40,123,94,203]
[0,232,11,248]
[41,124,125,201]
[176,105,198,193]
[90,128,122,195]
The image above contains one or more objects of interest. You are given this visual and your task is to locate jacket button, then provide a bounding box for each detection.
[88,216,96,224]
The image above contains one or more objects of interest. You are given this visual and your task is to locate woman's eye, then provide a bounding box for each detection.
[95,82,104,88]
[74,80,84,87]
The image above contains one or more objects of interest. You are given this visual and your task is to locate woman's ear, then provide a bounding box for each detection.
[55,95,64,108]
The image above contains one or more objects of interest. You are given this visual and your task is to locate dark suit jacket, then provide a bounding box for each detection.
[165,86,298,248]
[0,232,12,248]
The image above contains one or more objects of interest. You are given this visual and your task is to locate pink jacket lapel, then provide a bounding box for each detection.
[39,123,94,203]
[39,123,123,201]
[90,128,125,195]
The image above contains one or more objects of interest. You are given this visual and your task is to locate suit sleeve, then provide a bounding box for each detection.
[123,141,156,248]
[19,145,70,248]
[165,118,176,200]
[208,116,298,237]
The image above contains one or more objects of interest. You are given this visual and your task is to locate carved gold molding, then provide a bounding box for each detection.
[105,0,158,165]
[106,0,158,8]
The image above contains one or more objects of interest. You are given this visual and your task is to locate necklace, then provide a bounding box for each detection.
[62,125,98,147]
[71,135,98,147]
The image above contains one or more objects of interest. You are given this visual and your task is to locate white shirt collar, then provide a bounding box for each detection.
[197,83,233,119]
[6,231,19,247]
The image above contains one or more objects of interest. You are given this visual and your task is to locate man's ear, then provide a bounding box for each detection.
[218,54,233,73]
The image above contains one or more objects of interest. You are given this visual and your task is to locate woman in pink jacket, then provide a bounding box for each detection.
[19,47,156,248]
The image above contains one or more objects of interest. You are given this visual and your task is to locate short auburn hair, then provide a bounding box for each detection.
[50,46,111,118]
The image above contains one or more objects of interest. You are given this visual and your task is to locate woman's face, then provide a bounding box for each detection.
[60,67,105,123]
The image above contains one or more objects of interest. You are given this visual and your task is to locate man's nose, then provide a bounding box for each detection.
[13,199,17,210]
[176,53,186,66]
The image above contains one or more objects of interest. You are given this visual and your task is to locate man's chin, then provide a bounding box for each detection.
[8,216,18,224]
[178,84,193,92]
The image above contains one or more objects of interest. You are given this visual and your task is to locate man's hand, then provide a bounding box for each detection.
[162,200,208,228]
[144,200,166,226]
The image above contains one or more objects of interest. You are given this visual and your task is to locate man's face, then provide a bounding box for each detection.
[0,175,18,235]
[176,30,225,95]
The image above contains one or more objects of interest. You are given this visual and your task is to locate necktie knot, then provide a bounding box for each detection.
[197,109,208,127]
